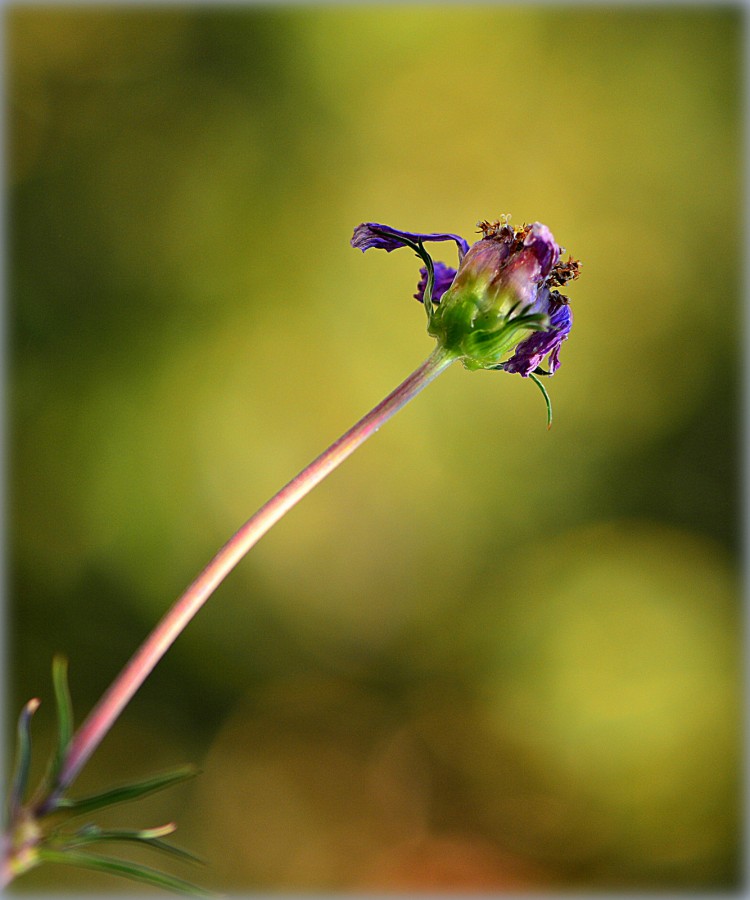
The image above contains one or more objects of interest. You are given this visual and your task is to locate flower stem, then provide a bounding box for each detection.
[50,345,456,805]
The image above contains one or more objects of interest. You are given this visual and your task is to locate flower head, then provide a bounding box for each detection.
[351,217,579,378]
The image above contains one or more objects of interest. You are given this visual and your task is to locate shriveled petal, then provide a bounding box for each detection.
[501,301,572,376]
[351,223,470,258]
[522,222,560,281]
[414,261,457,305]
[497,223,560,311]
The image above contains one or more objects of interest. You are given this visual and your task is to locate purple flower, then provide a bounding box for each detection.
[351,217,579,377]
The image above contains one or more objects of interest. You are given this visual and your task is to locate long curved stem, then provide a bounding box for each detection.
[50,346,456,805]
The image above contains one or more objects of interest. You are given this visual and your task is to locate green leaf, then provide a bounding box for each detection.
[64,823,204,864]
[37,849,213,896]
[7,698,41,821]
[55,765,199,817]
[48,656,74,789]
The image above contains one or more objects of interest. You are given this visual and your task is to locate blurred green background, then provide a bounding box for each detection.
[6,5,742,893]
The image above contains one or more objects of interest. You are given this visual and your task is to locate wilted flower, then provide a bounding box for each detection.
[351,218,579,377]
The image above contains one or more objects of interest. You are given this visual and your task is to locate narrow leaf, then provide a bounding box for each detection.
[55,765,199,817]
[49,655,74,788]
[76,821,177,840]
[38,849,212,897]
[8,698,41,820]
[64,823,204,864]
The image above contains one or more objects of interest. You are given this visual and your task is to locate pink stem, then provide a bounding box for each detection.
[53,346,455,799]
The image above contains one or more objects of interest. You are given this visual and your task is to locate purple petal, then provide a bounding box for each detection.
[502,301,572,376]
[475,223,560,313]
[522,222,560,280]
[351,223,470,258]
[414,261,457,305]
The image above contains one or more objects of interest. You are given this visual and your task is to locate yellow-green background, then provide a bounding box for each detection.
[7,5,742,893]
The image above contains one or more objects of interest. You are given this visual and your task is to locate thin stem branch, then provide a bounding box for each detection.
[50,346,456,805]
